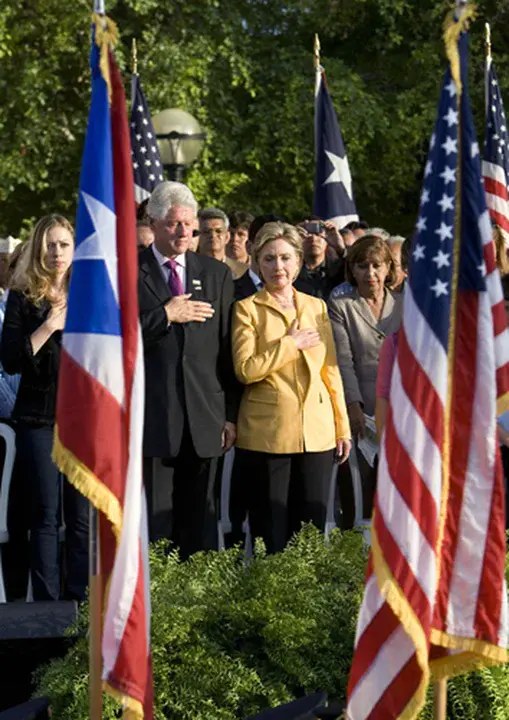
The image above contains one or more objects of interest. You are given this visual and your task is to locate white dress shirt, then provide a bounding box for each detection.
[152,243,187,293]
[248,268,263,290]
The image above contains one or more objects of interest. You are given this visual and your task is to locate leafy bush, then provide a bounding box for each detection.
[35,526,509,719]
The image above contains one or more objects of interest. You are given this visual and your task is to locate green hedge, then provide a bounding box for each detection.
[35,527,509,719]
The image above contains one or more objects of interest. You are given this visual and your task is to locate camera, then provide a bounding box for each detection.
[305,221,325,235]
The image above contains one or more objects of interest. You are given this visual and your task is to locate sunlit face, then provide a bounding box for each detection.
[351,251,389,298]
[300,225,327,263]
[199,218,229,257]
[153,205,195,257]
[229,227,249,260]
[45,225,74,277]
[388,243,406,285]
[137,225,154,250]
[258,238,300,292]
[342,230,356,248]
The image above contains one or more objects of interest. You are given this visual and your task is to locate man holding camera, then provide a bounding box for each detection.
[296,217,347,301]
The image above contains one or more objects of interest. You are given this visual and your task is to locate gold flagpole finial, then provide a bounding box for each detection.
[132,38,138,75]
[314,34,320,71]
[485,22,492,60]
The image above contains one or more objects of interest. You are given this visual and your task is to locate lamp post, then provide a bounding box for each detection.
[152,108,206,182]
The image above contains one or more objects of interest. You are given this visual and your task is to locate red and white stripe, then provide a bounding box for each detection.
[482,56,509,238]
[347,211,509,719]
[483,161,509,236]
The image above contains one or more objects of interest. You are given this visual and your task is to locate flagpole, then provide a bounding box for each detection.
[485,22,491,61]
[132,38,138,76]
[433,3,468,718]
[433,680,447,720]
[313,33,320,72]
[89,505,103,719]
[89,9,104,720]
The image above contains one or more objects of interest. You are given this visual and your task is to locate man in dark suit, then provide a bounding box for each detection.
[139,181,238,557]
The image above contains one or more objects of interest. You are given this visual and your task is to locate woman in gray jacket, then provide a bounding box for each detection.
[328,234,403,522]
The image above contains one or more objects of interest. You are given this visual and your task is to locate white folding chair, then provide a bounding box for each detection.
[218,448,235,549]
[0,423,17,603]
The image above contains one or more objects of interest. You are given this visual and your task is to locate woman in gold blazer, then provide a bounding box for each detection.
[232,221,351,553]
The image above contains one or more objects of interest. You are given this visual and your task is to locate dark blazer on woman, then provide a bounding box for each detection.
[0,290,61,426]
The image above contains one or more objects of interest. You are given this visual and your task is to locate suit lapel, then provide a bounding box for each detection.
[252,287,288,318]
[185,251,206,300]
[352,293,379,332]
[379,288,396,323]
[140,246,170,304]
[352,288,395,333]
[294,290,314,400]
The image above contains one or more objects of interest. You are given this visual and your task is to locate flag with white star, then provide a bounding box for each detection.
[130,73,163,205]
[348,13,509,720]
[482,56,509,239]
[313,67,358,228]
[53,17,153,719]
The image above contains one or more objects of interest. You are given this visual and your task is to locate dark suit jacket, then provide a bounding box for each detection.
[296,257,346,301]
[0,290,61,426]
[234,272,259,301]
[139,247,239,459]
[233,272,317,302]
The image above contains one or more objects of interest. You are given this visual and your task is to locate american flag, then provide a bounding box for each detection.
[53,14,152,719]
[347,16,509,720]
[482,56,509,238]
[314,64,358,228]
[130,73,163,205]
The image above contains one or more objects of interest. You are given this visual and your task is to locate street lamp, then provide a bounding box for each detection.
[152,108,206,182]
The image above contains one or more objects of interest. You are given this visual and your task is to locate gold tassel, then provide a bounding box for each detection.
[92,13,119,103]
[443,3,476,95]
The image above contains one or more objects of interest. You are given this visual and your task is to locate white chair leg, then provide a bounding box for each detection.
[325,463,339,538]
[0,550,6,603]
[219,448,235,537]
[26,567,33,602]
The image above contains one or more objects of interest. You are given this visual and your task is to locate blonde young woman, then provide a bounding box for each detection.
[1,215,88,601]
[232,222,351,553]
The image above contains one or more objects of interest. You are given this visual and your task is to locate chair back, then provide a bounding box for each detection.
[0,423,17,542]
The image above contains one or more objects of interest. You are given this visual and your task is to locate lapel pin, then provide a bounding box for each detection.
[192,279,202,290]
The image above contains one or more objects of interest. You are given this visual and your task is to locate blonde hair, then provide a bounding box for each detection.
[11,214,74,305]
[493,225,509,277]
[252,222,303,280]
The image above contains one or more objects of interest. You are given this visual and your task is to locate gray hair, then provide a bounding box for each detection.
[146,181,198,221]
[386,234,405,247]
[366,227,390,241]
[199,207,230,231]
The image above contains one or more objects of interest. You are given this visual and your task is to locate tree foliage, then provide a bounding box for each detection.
[1,0,509,235]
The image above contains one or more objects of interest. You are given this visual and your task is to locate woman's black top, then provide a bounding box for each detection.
[0,290,61,426]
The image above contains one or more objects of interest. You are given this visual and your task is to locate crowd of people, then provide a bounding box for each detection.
[1,180,508,602]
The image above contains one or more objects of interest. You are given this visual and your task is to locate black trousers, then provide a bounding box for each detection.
[16,424,89,601]
[144,427,218,559]
[244,449,334,554]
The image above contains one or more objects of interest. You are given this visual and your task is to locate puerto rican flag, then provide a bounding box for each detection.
[53,11,152,719]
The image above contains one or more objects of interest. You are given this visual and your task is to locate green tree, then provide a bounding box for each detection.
[0,0,508,236]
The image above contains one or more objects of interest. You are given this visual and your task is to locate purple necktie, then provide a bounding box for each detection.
[165,259,184,296]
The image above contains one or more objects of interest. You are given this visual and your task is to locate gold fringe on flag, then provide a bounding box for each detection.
[53,425,123,539]
[443,3,476,95]
[92,13,119,103]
